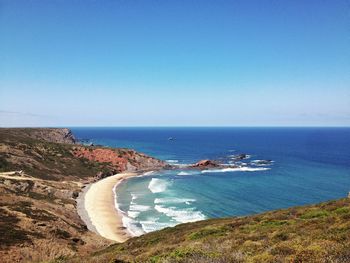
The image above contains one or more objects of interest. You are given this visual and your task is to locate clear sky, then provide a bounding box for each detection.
[0,0,349,127]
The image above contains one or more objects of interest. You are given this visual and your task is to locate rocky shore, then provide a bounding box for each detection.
[0,128,169,262]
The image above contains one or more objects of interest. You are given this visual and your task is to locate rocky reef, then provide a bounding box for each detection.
[190,159,220,169]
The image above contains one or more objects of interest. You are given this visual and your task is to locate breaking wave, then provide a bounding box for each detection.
[166,160,179,163]
[148,178,169,193]
[140,218,177,233]
[155,205,206,223]
[121,216,145,236]
[154,197,196,204]
[201,167,270,173]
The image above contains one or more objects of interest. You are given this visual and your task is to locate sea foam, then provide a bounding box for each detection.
[129,204,151,212]
[140,218,177,233]
[148,178,169,193]
[177,171,199,176]
[155,205,206,223]
[113,185,144,236]
[201,167,270,173]
[166,160,179,163]
[121,216,145,236]
[154,197,195,204]
[143,171,155,176]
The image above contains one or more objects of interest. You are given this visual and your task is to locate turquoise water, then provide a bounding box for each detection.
[72,127,350,235]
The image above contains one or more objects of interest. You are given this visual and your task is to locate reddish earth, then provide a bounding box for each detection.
[72,146,168,178]
[72,147,129,171]
[191,159,219,169]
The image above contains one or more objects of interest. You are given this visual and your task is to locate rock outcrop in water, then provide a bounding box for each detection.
[231,153,249,161]
[191,159,220,169]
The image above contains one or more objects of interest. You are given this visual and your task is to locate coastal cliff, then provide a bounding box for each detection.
[0,128,167,262]
[0,128,76,144]
[0,128,168,181]
[72,146,167,178]
[1,128,350,263]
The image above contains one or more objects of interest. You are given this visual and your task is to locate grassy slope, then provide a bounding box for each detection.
[0,128,113,180]
[2,129,350,263]
[69,198,350,263]
[0,129,113,262]
[0,128,167,262]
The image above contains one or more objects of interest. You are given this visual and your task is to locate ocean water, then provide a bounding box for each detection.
[72,127,350,236]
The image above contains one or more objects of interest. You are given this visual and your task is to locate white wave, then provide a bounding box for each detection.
[155,205,206,223]
[230,154,251,160]
[201,167,270,173]
[229,161,248,166]
[127,210,140,218]
[113,184,144,236]
[154,197,196,204]
[173,163,192,168]
[148,178,169,193]
[250,160,274,166]
[140,219,177,233]
[130,194,139,205]
[131,192,142,201]
[129,204,151,212]
[166,159,178,163]
[143,171,155,176]
[177,170,199,176]
[121,216,145,236]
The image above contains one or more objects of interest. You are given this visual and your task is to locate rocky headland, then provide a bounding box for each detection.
[2,128,350,263]
[0,128,168,262]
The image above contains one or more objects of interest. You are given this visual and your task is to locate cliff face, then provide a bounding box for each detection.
[0,128,76,144]
[29,128,76,144]
[0,128,167,180]
[0,128,168,262]
[72,147,168,178]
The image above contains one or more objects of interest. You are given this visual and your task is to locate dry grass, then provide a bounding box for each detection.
[64,198,350,263]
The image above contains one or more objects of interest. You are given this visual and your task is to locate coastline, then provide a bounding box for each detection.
[77,172,138,242]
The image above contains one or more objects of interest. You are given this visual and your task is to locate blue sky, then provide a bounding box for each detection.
[0,0,349,127]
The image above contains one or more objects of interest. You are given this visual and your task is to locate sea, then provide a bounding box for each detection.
[71,127,350,236]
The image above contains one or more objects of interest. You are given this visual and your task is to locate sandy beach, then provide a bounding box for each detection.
[77,172,137,242]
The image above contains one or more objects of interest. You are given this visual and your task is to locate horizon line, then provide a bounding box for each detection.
[1,125,350,128]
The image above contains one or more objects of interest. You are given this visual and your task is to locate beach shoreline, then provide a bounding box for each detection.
[77,172,138,242]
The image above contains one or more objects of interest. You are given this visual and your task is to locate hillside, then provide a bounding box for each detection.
[0,128,167,262]
[0,128,167,181]
[1,128,350,263]
[68,198,350,263]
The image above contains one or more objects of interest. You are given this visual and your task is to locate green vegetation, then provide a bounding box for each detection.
[0,128,115,180]
[66,198,350,263]
[2,128,350,262]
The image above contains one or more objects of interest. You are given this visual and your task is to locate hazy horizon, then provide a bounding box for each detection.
[1,0,349,127]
